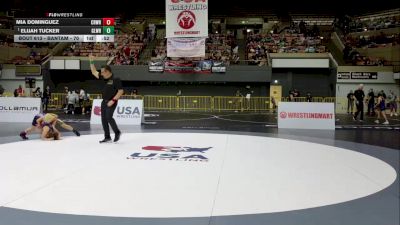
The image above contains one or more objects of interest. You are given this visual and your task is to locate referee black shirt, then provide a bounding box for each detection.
[354,89,365,103]
[101,75,122,101]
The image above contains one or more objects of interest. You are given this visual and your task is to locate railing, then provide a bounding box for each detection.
[3,94,397,114]
[1,92,13,97]
[49,93,103,109]
[390,61,400,72]
[45,94,339,112]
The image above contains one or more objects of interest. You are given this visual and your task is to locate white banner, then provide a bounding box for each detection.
[0,97,41,122]
[278,102,335,130]
[272,58,330,68]
[90,99,144,125]
[167,37,206,57]
[166,0,208,38]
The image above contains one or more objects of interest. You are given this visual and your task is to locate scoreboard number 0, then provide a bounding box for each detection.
[102,18,115,26]
[102,26,114,34]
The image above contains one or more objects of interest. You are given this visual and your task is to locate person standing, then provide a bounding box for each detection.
[347,90,355,114]
[89,55,123,143]
[65,90,79,114]
[353,84,365,122]
[367,89,375,116]
[388,90,398,117]
[306,92,312,102]
[63,87,69,110]
[42,86,51,112]
[131,89,138,99]
[32,87,42,98]
[17,85,25,97]
[0,84,4,96]
[79,88,86,109]
[234,90,243,112]
[374,93,389,125]
[245,86,252,110]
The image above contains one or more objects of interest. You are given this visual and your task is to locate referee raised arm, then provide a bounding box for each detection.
[89,55,123,143]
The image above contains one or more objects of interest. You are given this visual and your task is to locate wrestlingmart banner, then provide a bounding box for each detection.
[166,0,208,38]
[278,102,335,130]
[167,38,206,57]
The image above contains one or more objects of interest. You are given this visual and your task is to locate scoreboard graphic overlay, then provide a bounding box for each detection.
[14,16,115,43]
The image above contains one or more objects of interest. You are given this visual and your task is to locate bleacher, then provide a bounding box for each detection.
[334,9,400,66]
[61,34,147,65]
[206,33,237,63]
[0,18,51,65]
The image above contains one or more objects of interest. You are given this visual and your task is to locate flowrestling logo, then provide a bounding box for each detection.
[127,146,212,162]
[279,111,333,119]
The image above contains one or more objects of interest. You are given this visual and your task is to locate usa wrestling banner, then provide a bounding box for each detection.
[166,0,208,38]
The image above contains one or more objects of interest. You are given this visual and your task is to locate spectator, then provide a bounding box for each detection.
[131,89,139,99]
[14,89,18,97]
[245,86,252,110]
[234,90,243,112]
[42,86,51,112]
[293,89,300,102]
[289,93,295,102]
[32,87,42,98]
[306,92,313,102]
[82,91,90,115]
[388,90,398,117]
[367,89,375,116]
[64,86,69,109]
[17,85,25,97]
[271,96,277,113]
[246,27,326,57]
[65,90,79,114]
[293,89,300,98]
[0,85,4,97]
[347,90,355,114]
[79,88,86,108]
[380,90,387,99]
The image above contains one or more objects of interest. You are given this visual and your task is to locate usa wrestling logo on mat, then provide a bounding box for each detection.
[127,146,212,162]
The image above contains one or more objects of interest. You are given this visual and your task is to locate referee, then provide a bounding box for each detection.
[353,84,365,122]
[89,55,123,143]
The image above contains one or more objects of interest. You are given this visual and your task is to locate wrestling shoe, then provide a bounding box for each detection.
[19,132,28,140]
[114,132,121,142]
[382,121,389,125]
[99,138,112,143]
[73,129,80,136]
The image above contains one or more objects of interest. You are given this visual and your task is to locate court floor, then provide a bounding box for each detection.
[0,112,398,225]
